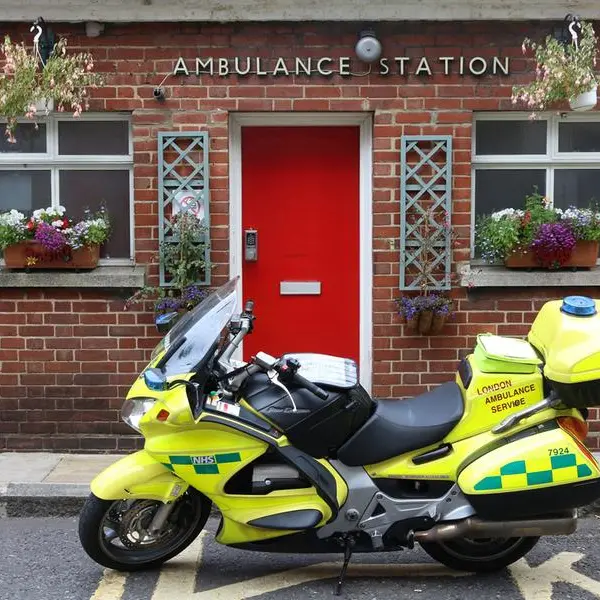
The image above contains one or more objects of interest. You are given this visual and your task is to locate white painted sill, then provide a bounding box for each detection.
[0,265,146,288]
[458,261,600,288]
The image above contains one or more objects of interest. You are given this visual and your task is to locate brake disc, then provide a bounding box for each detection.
[118,500,164,549]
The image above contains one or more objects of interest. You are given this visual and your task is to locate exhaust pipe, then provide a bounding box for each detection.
[414,510,577,543]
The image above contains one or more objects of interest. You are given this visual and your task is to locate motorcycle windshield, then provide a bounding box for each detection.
[159,278,239,377]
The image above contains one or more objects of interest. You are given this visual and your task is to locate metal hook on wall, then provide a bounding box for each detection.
[30,17,56,66]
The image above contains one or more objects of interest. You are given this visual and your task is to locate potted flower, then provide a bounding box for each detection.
[397,294,454,335]
[126,212,210,317]
[475,190,600,269]
[0,206,110,269]
[512,18,599,113]
[396,206,458,335]
[0,34,101,142]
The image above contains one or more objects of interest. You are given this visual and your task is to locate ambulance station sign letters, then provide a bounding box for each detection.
[173,55,510,78]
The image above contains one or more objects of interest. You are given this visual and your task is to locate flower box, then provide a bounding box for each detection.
[505,240,599,269]
[0,206,109,270]
[4,240,100,269]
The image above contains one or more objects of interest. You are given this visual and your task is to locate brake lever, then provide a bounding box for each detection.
[267,370,298,413]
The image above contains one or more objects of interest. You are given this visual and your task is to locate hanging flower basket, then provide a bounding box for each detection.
[418,310,434,334]
[569,85,598,111]
[4,240,99,269]
[0,33,101,142]
[505,240,599,269]
[512,18,599,115]
[397,294,453,336]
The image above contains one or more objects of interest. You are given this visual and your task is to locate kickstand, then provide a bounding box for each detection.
[335,537,354,596]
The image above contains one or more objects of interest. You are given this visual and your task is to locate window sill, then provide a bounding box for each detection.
[458,262,600,288]
[0,265,146,288]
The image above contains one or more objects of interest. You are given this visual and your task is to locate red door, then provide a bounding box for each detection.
[241,126,360,362]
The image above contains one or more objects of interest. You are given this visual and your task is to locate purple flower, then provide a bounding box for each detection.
[155,296,182,314]
[182,285,208,306]
[397,293,453,319]
[531,222,576,268]
[34,222,67,252]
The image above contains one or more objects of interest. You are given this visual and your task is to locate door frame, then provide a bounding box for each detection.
[229,112,373,393]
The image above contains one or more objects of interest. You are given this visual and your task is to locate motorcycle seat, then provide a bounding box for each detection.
[336,382,464,466]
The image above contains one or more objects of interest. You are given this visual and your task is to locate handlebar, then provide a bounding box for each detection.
[252,352,329,401]
[290,370,329,401]
[275,356,329,401]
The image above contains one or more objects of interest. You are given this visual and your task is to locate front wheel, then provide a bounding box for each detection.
[419,536,539,572]
[78,490,211,571]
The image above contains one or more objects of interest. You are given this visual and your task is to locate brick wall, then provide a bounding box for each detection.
[2,20,599,451]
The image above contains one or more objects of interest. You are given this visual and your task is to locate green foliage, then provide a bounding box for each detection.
[161,212,209,292]
[475,213,521,262]
[126,212,210,314]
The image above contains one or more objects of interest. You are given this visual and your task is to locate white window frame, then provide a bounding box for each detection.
[0,113,134,264]
[472,112,600,258]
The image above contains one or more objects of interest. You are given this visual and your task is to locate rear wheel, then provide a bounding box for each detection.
[419,536,539,572]
[78,490,211,571]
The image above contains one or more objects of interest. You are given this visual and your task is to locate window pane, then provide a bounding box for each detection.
[475,120,547,155]
[0,123,46,153]
[0,170,50,213]
[554,169,600,209]
[558,122,600,152]
[58,121,129,155]
[59,170,130,258]
[475,169,546,218]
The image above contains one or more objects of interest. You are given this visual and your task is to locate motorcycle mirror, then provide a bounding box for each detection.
[143,367,169,391]
[155,311,179,334]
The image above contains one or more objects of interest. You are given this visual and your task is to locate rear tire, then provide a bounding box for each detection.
[419,535,539,572]
[79,490,211,571]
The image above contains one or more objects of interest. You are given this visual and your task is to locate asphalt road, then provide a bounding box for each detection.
[2,516,600,600]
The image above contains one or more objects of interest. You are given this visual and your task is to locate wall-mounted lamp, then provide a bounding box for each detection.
[85,21,105,38]
[153,87,166,102]
[553,13,582,45]
[355,29,382,63]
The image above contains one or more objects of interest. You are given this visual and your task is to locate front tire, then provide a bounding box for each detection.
[79,490,211,571]
[419,536,539,572]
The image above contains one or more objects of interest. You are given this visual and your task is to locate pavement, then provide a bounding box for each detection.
[0,452,119,517]
[2,451,600,518]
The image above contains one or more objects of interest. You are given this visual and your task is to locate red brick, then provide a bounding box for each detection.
[45,313,80,325]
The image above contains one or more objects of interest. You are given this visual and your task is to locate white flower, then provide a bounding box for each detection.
[56,205,66,216]
[0,209,25,227]
[491,208,524,221]
[51,219,64,228]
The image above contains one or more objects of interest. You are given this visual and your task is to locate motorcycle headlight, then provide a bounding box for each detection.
[122,397,156,432]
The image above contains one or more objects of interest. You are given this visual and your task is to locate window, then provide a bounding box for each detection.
[0,115,133,261]
[472,113,600,256]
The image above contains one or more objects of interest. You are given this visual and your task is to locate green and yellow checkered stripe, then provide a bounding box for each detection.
[161,452,241,475]
[474,454,594,492]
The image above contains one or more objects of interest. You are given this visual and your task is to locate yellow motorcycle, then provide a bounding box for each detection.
[79,278,600,593]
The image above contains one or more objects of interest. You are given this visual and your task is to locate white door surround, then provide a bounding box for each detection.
[229,112,373,393]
